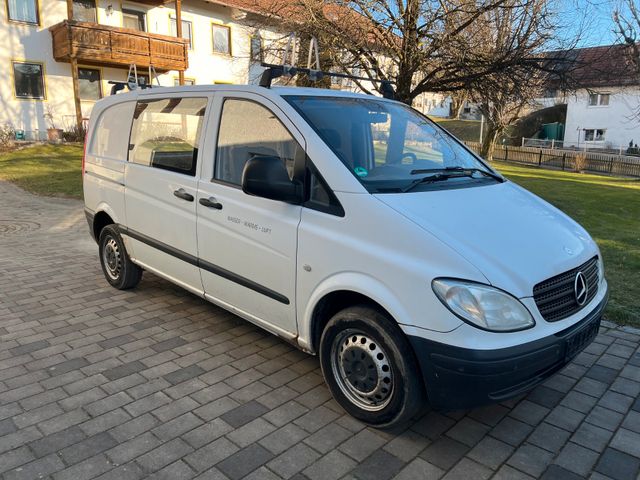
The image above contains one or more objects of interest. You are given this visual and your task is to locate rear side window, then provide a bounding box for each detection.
[90,102,135,159]
[214,99,304,186]
[129,97,208,176]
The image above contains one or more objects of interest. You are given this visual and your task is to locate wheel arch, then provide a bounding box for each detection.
[91,203,120,241]
[300,273,412,354]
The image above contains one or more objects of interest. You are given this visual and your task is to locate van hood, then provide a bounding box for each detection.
[375,181,597,298]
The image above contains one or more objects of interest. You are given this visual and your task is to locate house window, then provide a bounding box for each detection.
[72,0,96,22]
[122,8,146,31]
[173,78,195,86]
[170,17,193,50]
[78,68,101,100]
[584,129,605,141]
[6,0,39,24]
[12,61,45,99]
[212,24,231,55]
[588,93,610,106]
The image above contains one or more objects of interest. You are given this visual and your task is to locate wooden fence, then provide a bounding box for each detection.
[464,142,640,178]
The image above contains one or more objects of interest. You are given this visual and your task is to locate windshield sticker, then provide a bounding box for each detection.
[354,167,368,177]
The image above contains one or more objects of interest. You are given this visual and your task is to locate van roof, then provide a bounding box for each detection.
[104,84,389,102]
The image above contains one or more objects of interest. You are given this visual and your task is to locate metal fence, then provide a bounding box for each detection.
[465,142,640,178]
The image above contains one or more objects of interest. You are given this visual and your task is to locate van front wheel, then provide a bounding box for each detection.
[319,305,425,428]
[98,225,142,290]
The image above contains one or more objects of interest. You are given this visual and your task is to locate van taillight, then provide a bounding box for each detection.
[82,131,88,176]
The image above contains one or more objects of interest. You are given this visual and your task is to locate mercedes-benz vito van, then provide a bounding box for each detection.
[83,84,608,427]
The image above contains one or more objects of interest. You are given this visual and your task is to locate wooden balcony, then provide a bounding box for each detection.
[50,20,189,72]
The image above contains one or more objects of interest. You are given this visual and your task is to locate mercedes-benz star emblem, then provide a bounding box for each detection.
[574,272,588,306]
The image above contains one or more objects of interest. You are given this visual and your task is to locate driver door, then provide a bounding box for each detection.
[196,93,305,338]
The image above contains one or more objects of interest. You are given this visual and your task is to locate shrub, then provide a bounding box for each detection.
[62,125,87,143]
[574,153,587,173]
[0,123,16,149]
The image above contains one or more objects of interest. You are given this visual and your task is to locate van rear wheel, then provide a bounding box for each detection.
[98,225,142,290]
[319,305,425,428]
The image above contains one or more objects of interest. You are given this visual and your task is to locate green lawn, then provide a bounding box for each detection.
[0,144,84,198]
[430,118,481,143]
[492,162,640,326]
[0,144,637,325]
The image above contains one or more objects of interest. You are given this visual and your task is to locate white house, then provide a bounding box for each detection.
[538,44,640,151]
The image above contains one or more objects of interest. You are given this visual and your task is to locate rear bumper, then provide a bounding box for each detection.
[84,208,95,241]
[408,286,608,410]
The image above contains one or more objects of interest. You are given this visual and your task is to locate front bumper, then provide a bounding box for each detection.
[408,286,609,410]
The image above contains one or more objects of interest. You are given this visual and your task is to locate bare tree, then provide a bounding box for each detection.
[448,91,468,119]
[614,1,640,74]
[246,0,562,105]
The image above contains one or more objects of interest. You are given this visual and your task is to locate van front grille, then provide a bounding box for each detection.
[533,257,599,322]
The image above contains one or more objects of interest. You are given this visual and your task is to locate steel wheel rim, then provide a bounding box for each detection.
[102,236,122,281]
[330,329,394,411]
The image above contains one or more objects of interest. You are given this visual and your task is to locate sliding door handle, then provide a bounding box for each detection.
[199,197,223,210]
[173,188,194,202]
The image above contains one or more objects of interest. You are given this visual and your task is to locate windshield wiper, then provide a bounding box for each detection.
[401,172,469,192]
[410,166,504,183]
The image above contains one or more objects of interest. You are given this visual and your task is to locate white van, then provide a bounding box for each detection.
[83,84,608,427]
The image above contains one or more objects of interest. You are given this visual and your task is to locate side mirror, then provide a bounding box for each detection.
[242,155,303,204]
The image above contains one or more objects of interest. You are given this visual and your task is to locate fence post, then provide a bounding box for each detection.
[505,146,508,162]
[610,157,615,173]
[538,149,543,166]
[562,153,566,171]
[551,139,555,149]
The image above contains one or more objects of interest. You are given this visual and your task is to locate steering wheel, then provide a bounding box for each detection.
[400,152,418,164]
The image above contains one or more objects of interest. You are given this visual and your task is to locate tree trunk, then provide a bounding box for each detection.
[449,94,466,119]
[480,125,499,161]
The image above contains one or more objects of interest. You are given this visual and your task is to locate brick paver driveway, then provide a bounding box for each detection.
[1,180,640,480]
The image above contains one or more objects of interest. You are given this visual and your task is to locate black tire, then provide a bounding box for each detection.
[98,225,142,290]
[319,305,425,428]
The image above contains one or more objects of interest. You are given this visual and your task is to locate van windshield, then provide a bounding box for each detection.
[284,95,500,193]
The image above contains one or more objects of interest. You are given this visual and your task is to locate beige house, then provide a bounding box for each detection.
[0,0,282,139]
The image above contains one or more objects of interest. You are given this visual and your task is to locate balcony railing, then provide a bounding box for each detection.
[50,20,189,72]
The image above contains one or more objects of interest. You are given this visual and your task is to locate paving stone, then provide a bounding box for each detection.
[571,422,613,452]
[163,365,205,385]
[420,437,469,470]
[339,428,388,462]
[560,390,598,413]
[545,405,586,432]
[492,465,535,480]
[553,442,599,476]
[103,361,147,381]
[509,400,550,425]
[136,438,193,474]
[467,436,514,469]
[412,411,456,439]
[226,417,276,447]
[490,417,533,446]
[526,386,565,409]
[594,447,640,480]
[442,457,492,480]
[260,423,310,455]
[507,444,554,477]
[0,447,35,475]
[9,339,50,356]
[52,453,113,480]
[152,412,203,441]
[47,357,90,376]
[610,428,640,458]
[184,437,238,472]
[382,429,430,462]
[585,365,619,384]
[151,337,188,353]
[220,400,269,428]
[216,443,274,480]
[29,425,87,457]
[573,377,609,398]
[598,391,634,414]
[98,334,136,349]
[3,454,65,480]
[181,418,233,449]
[586,405,624,431]
[446,417,490,447]
[267,443,321,479]
[528,422,571,453]
[349,449,405,480]
[393,457,444,480]
[540,465,584,479]
[303,450,357,480]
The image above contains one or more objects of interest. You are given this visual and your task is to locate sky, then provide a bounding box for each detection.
[555,0,625,48]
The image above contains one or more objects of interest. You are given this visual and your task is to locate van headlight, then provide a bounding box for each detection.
[432,279,535,332]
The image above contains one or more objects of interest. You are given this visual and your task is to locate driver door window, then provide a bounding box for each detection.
[214,99,304,186]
